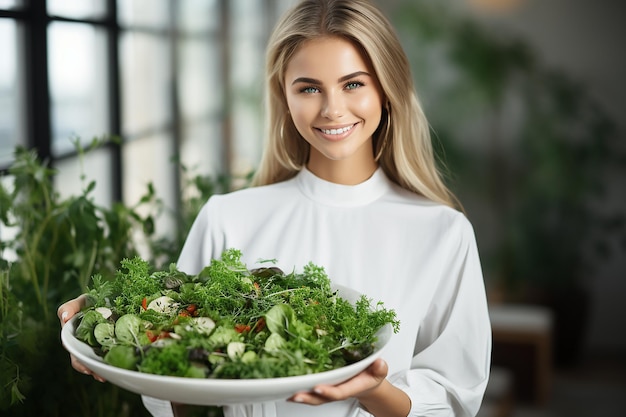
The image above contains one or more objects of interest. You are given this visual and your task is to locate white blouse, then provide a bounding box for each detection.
[146,168,491,417]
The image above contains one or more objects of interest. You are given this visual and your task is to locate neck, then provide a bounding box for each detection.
[307,155,378,185]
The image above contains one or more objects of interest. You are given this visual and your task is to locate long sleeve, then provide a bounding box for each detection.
[386,218,491,417]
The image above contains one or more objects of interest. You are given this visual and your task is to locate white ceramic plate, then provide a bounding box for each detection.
[61,284,392,406]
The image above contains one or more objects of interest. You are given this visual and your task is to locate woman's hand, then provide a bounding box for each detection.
[288,359,411,417]
[57,294,106,383]
[289,358,388,405]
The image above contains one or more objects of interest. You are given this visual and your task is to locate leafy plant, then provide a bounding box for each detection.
[388,1,626,366]
[503,71,625,292]
[0,144,161,416]
[0,140,243,415]
[390,1,626,296]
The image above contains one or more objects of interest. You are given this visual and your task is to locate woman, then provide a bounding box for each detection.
[59,1,491,416]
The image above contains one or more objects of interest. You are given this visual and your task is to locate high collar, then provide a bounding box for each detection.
[295,167,391,207]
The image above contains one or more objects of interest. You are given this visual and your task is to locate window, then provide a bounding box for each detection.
[0,18,25,165]
[48,21,109,156]
[0,0,295,241]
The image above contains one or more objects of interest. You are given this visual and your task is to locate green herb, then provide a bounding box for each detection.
[1,142,228,415]
[77,249,400,379]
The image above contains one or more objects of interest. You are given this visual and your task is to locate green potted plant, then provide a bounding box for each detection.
[388,1,626,366]
[500,70,625,366]
[0,143,159,416]
[0,139,241,416]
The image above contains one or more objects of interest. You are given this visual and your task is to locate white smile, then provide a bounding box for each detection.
[319,124,354,135]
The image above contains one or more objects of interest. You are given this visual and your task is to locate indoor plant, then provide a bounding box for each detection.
[389,1,626,366]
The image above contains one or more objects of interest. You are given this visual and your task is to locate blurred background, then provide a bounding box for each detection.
[1,0,624,416]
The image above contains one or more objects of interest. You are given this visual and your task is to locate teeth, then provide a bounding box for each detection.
[321,125,352,135]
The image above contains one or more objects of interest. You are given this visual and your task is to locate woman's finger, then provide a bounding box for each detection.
[57,294,86,326]
[70,354,106,383]
[59,295,104,382]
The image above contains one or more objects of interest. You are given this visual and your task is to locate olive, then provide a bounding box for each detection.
[250,266,284,279]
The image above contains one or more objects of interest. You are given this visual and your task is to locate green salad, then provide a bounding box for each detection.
[75,249,399,379]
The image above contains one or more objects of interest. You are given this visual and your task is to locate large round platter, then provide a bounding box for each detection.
[61,284,392,406]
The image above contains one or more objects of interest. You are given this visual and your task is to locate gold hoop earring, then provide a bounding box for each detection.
[375,106,391,161]
[280,115,291,143]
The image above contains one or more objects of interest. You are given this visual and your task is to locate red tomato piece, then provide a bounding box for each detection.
[146,330,158,342]
[235,324,251,333]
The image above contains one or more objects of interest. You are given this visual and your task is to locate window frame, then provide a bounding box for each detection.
[1,0,283,222]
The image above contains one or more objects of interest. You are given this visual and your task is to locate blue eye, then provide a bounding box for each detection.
[345,81,364,90]
[301,86,319,94]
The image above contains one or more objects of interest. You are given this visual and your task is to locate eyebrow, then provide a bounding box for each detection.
[291,71,371,86]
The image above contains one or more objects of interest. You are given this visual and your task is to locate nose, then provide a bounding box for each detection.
[321,92,344,120]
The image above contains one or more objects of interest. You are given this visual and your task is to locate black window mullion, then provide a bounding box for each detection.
[169,0,182,228]
[24,0,51,165]
[106,0,122,203]
[220,0,232,174]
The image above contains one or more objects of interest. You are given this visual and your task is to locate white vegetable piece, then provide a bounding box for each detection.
[146,296,180,315]
[227,341,246,361]
[95,306,113,319]
[190,317,216,335]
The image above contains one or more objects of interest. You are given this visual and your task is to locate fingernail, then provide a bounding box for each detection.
[313,388,323,395]
[292,396,303,403]
[61,311,69,322]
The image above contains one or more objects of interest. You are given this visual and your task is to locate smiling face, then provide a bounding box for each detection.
[284,36,384,184]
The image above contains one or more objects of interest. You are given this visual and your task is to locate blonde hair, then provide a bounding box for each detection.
[252,0,460,209]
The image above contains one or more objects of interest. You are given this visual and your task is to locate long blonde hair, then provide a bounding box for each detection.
[252,0,459,209]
